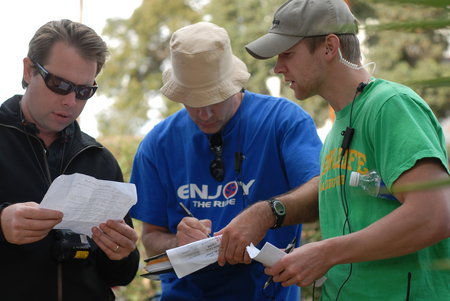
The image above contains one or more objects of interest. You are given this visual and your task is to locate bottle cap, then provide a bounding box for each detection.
[349,171,359,187]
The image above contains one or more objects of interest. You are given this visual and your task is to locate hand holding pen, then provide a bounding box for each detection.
[264,236,297,289]
[179,202,212,238]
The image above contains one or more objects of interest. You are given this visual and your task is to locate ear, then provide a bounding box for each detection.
[324,34,340,57]
[22,57,34,87]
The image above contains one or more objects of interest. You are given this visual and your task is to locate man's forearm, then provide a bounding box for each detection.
[276,176,319,226]
[142,229,177,257]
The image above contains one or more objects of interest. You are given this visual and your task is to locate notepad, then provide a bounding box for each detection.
[144,252,173,274]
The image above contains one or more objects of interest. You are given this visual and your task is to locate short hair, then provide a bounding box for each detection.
[303,34,361,65]
[23,19,108,88]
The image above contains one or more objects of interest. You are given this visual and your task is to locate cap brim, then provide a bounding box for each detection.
[245,33,303,60]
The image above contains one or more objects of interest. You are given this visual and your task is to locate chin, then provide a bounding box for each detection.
[294,90,311,101]
[294,93,306,101]
[200,128,220,134]
[197,123,221,134]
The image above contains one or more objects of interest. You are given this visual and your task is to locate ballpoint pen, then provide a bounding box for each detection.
[263,236,297,289]
[179,202,212,237]
[179,202,195,218]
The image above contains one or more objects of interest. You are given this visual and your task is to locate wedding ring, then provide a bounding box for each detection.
[114,245,120,252]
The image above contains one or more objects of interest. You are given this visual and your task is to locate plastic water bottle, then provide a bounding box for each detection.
[349,170,398,201]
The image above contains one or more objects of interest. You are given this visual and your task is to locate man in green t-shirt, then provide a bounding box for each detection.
[245,0,450,300]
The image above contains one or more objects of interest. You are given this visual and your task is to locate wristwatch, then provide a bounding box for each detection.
[266,199,286,229]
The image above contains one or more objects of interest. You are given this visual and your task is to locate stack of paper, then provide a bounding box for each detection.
[141,235,222,279]
[141,252,174,279]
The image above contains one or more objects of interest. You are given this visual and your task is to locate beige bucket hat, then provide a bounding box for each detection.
[160,22,250,108]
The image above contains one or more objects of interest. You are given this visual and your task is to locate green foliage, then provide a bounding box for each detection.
[98,135,142,181]
[97,0,202,135]
[204,0,281,95]
[371,0,450,8]
[360,0,450,118]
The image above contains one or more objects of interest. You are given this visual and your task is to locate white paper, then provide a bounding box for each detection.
[246,242,286,266]
[39,173,137,236]
[246,242,327,287]
[166,235,222,278]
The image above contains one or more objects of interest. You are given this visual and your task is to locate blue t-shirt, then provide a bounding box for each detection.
[130,90,322,300]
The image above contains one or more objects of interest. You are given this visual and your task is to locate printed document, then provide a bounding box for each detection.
[167,235,222,278]
[40,173,137,236]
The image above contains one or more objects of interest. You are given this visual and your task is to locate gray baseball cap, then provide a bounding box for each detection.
[245,0,358,59]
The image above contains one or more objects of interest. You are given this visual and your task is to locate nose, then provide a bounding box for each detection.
[61,92,78,107]
[197,106,213,121]
[274,58,286,74]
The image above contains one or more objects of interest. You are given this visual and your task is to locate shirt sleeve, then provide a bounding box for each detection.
[371,92,449,188]
[129,135,169,227]
[279,103,323,187]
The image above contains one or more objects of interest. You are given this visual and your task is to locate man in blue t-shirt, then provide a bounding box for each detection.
[130,22,322,300]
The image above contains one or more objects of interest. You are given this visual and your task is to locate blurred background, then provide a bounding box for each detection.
[2,0,449,300]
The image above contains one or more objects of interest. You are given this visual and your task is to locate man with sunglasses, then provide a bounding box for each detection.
[0,20,139,300]
[130,22,322,300]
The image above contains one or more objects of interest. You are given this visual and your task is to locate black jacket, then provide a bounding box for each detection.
[0,95,139,301]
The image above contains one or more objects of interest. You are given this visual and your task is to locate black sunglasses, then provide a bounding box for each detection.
[32,60,98,100]
[209,133,224,182]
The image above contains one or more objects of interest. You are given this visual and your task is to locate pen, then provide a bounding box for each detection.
[179,202,195,218]
[263,236,297,289]
[179,202,211,237]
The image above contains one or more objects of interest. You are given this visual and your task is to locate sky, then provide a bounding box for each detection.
[0,0,142,137]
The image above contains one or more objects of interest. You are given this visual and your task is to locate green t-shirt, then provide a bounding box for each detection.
[319,78,450,300]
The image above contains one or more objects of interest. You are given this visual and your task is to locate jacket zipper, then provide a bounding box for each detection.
[2,123,104,301]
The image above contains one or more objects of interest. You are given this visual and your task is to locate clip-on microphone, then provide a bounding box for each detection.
[340,82,367,156]
[356,82,367,93]
[340,127,354,156]
[234,152,244,173]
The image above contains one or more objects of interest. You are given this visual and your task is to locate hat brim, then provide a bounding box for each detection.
[245,33,303,60]
[160,55,250,108]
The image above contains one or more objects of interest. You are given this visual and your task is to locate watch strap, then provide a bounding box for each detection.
[267,199,285,229]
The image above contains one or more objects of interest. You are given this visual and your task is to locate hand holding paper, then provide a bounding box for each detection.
[246,241,326,288]
[39,173,137,237]
[0,202,63,245]
[91,219,139,260]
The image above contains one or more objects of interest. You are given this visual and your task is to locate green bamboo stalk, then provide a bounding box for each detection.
[391,178,450,194]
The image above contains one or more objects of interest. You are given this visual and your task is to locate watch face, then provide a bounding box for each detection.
[273,201,285,215]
